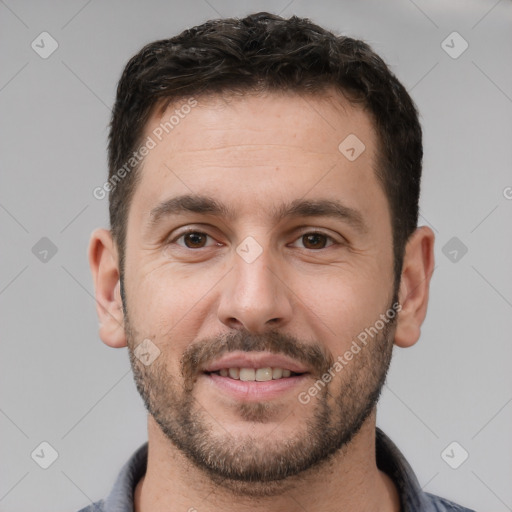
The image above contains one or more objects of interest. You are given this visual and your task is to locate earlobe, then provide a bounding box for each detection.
[88,228,127,348]
[394,226,435,348]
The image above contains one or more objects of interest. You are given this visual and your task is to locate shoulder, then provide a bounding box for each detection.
[425,492,477,512]
[74,499,105,512]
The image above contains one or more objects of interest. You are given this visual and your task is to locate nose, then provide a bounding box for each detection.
[217,245,294,333]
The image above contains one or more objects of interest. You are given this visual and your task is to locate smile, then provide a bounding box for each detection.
[206,367,304,381]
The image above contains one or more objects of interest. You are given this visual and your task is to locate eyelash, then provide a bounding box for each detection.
[169,228,340,250]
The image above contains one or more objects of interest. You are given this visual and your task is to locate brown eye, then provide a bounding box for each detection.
[184,232,207,248]
[176,231,211,248]
[301,233,329,250]
[288,231,337,250]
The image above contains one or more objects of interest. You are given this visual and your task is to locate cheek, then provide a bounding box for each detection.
[304,268,392,345]
[129,259,201,317]
[127,266,216,356]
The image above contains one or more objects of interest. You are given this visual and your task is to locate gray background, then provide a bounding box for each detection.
[1,0,511,510]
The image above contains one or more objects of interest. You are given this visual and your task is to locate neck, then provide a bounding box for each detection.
[134,412,400,512]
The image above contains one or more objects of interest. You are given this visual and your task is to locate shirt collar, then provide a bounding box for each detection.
[375,427,436,511]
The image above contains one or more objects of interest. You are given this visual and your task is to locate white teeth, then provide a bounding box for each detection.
[215,367,299,380]
[239,368,256,381]
[255,367,272,381]
[272,367,283,379]
[228,367,240,379]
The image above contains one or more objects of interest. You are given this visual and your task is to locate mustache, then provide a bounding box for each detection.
[180,330,335,389]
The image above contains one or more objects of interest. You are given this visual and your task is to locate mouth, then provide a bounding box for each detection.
[204,367,305,381]
[201,352,311,401]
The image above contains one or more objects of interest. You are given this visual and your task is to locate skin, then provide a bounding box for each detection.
[89,88,435,512]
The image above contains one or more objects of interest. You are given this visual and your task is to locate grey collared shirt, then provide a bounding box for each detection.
[76,428,476,512]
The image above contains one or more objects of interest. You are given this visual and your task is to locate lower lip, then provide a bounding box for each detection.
[204,372,309,401]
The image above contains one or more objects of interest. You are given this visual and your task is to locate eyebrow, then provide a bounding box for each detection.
[147,194,368,233]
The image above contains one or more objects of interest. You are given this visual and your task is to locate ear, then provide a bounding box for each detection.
[394,226,435,348]
[88,228,127,348]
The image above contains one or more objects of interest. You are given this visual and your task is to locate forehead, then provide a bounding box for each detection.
[130,89,384,225]
[146,89,375,159]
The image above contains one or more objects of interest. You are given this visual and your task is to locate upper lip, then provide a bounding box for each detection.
[203,351,309,374]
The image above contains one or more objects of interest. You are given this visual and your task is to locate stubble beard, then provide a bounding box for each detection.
[125,299,396,496]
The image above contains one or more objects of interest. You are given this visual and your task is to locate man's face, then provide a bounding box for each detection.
[121,90,397,488]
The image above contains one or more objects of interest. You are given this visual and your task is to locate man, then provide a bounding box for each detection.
[84,11,476,512]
